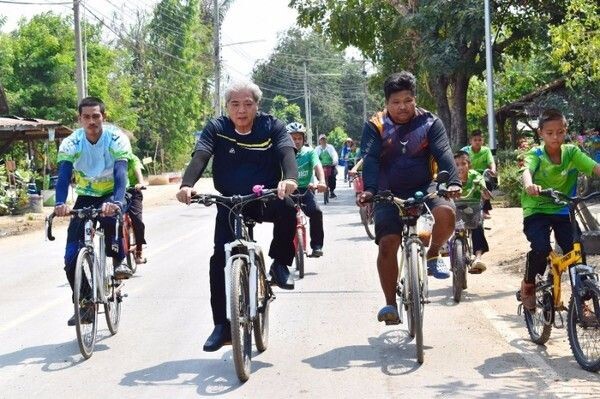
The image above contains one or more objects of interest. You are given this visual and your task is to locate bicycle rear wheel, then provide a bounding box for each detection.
[324,190,329,205]
[123,216,137,274]
[451,238,467,303]
[230,258,252,382]
[524,275,553,345]
[295,228,305,279]
[407,242,424,363]
[74,248,98,359]
[104,257,122,335]
[360,204,375,240]
[567,279,600,371]
[253,259,270,352]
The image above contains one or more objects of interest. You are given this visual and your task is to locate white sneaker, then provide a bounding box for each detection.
[470,258,487,274]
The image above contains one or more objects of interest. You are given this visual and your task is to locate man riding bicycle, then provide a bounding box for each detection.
[176,80,298,352]
[315,134,339,198]
[54,97,133,326]
[357,71,461,324]
[287,122,327,257]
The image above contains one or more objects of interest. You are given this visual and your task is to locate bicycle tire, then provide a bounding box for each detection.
[567,279,600,371]
[74,248,98,359]
[253,258,270,352]
[324,190,329,205]
[123,217,137,274]
[104,257,121,335]
[408,241,424,363]
[230,258,252,382]
[451,239,466,303]
[524,275,553,345]
[360,205,375,240]
[295,228,305,279]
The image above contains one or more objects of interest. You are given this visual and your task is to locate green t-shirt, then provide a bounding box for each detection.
[127,154,144,187]
[318,148,333,166]
[296,146,320,188]
[462,145,494,173]
[461,169,486,201]
[521,144,596,217]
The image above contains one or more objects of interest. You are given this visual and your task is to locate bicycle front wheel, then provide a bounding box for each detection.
[295,228,305,279]
[359,205,375,240]
[74,248,98,359]
[324,190,329,205]
[524,275,553,345]
[567,279,600,371]
[104,258,122,335]
[451,238,467,303]
[407,241,424,363]
[253,260,270,352]
[230,258,252,382]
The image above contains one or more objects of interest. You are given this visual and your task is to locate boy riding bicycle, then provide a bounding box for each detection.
[520,108,600,310]
[454,151,490,274]
[287,122,327,257]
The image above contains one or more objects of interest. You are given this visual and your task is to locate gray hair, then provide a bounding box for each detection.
[224,80,263,104]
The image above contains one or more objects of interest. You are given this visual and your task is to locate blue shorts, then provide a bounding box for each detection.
[374,182,454,244]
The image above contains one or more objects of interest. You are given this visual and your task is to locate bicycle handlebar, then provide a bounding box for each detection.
[45,207,123,241]
[190,186,279,207]
[539,188,600,205]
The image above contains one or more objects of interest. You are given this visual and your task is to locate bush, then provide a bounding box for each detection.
[498,163,523,207]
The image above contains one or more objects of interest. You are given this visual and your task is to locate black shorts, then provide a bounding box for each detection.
[374,182,455,244]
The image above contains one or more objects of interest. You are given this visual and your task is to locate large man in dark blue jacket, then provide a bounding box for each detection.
[177,80,298,352]
[358,72,461,324]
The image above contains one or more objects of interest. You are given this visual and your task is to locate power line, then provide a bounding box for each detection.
[0,0,70,4]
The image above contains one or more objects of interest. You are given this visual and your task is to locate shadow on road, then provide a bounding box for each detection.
[302,330,424,376]
[120,352,273,395]
[0,333,112,372]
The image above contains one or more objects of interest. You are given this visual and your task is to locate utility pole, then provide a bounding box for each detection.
[303,61,312,145]
[73,0,85,102]
[213,0,221,116]
[362,61,368,122]
[484,0,496,151]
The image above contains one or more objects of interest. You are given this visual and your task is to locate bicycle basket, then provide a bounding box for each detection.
[454,200,482,229]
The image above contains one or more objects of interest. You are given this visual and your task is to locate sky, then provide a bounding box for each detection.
[0,0,299,80]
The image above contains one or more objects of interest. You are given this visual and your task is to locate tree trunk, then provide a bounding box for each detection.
[448,73,469,149]
[0,82,9,114]
[427,75,451,138]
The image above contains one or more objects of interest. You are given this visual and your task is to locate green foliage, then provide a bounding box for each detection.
[325,126,348,150]
[252,28,373,145]
[0,165,30,216]
[498,162,523,207]
[269,95,303,124]
[550,0,599,86]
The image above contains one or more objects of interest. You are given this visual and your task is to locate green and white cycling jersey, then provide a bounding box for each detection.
[57,124,132,197]
[296,146,320,189]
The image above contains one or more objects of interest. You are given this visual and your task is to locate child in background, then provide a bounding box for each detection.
[454,151,490,274]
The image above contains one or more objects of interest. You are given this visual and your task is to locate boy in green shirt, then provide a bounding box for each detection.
[287,122,327,257]
[454,151,490,274]
[462,130,497,218]
[519,108,600,310]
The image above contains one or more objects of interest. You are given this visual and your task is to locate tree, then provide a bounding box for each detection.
[252,28,372,144]
[290,0,569,147]
[135,0,214,169]
[269,95,303,124]
[325,126,348,150]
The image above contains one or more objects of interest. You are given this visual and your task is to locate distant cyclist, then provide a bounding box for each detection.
[126,154,147,264]
[461,130,497,219]
[54,97,133,326]
[287,122,327,257]
[315,134,339,198]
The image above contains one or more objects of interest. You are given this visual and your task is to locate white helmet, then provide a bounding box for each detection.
[286,122,306,135]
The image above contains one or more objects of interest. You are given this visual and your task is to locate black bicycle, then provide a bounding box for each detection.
[191,186,277,382]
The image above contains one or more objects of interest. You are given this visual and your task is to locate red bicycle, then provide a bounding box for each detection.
[290,191,309,278]
[351,172,375,240]
[122,186,146,273]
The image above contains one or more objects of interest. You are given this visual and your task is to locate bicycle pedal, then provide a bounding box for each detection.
[517,303,523,316]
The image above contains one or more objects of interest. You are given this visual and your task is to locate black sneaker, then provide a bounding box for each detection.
[67,303,95,326]
[330,193,337,199]
[311,247,323,257]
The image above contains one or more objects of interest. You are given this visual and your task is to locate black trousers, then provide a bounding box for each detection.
[209,198,296,324]
[127,189,146,247]
[298,187,324,249]
[471,226,489,254]
[324,166,337,193]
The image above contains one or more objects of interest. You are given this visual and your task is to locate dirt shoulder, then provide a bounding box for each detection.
[0,178,216,239]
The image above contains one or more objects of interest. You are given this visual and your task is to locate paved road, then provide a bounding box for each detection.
[1,183,599,398]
